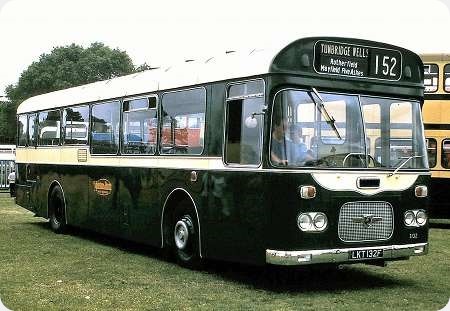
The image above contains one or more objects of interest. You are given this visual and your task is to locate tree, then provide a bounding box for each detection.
[0,100,15,144]
[2,42,136,142]
[6,42,135,103]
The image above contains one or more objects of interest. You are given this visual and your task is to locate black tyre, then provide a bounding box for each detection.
[172,203,201,269]
[49,186,67,233]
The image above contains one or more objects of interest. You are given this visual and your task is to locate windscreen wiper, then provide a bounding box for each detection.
[310,87,342,140]
[388,155,423,177]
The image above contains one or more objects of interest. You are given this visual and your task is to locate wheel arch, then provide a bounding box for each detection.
[160,188,202,258]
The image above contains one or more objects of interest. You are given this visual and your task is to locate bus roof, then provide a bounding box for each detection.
[421,54,450,62]
[17,37,423,114]
[17,48,277,114]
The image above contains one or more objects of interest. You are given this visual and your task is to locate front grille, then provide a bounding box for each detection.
[338,201,394,242]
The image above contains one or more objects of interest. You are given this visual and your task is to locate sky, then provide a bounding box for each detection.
[1,0,450,98]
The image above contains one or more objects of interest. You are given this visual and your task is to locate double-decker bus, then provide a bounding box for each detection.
[421,54,450,218]
[15,37,429,268]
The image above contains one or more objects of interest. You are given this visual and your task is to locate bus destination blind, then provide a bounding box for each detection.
[314,40,402,81]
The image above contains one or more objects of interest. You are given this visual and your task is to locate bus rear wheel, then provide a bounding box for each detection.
[172,206,201,269]
[49,186,67,234]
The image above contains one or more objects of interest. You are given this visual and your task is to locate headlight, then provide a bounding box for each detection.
[297,213,327,232]
[404,211,415,226]
[313,213,327,230]
[404,210,427,227]
[416,210,427,226]
[297,214,312,231]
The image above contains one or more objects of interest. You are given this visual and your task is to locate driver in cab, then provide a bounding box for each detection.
[271,122,313,166]
[271,119,290,166]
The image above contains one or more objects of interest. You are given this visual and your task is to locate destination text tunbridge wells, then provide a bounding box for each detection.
[319,43,369,77]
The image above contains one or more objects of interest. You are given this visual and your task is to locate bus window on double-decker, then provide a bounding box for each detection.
[122,97,157,154]
[91,101,120,154]
[225,80,264,166]
[424,64,439,93]
[445,64,450,92]
[427,138,437,168]
[17,114,27,146]
[38,110,60,146]
[161,88,206,155]
[28,114,37,147]
[442,139,450,168]
[63,106,89,145]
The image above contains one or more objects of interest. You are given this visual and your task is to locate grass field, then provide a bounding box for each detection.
[0,192,449,311]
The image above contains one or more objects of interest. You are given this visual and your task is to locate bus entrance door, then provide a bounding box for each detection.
[25,164,38,211]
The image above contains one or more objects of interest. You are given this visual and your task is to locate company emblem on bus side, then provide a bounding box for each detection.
[352,215,383,228]
[93,179,112,196]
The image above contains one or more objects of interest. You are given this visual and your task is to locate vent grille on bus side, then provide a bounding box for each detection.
[77,149,88,162]
[338,201,394,243]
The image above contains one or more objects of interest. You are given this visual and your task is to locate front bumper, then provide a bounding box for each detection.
[266,243,428,266]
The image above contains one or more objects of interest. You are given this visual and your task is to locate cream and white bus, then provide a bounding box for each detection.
[421,54,450,218]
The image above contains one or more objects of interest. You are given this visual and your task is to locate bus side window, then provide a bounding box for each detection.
[28,114,37,147]
[427,138,437,168]
[17,114,28,146]
[160,88,206,155]
[63,105,89,145]
[442,139,450,169]
[91,101,120,155]
[225,80,264,166]
[445,64,450,93]
[424,63,439,93]
[38,109,61,146]
[122,96,157,155]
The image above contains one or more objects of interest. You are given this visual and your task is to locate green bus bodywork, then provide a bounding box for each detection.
[15,37,429,267]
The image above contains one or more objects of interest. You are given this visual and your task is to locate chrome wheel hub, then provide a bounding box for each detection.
[174,220,189,250]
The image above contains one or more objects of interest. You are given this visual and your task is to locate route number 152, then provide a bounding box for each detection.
[374,55,398,78]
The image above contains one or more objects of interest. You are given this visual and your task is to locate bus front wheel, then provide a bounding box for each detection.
[49,186,67,234]
[172,206,201,269]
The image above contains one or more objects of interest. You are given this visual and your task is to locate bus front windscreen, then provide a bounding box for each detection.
[271,89,428,170]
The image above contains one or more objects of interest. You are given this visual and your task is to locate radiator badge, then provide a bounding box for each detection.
[93,179,112,196]
[352,214,382,228]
